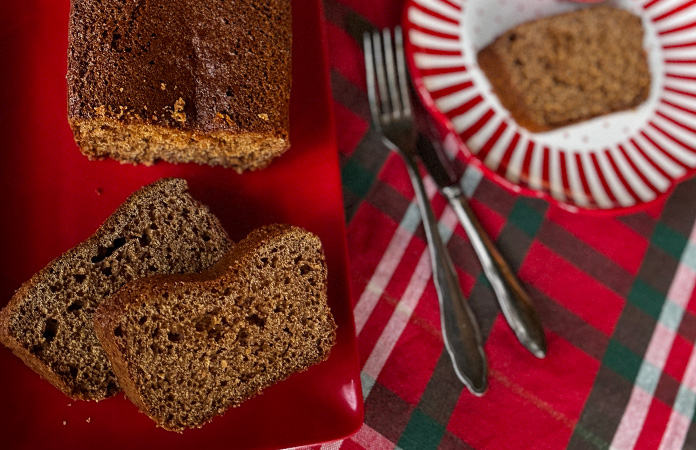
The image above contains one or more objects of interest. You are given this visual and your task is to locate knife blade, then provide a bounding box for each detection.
[416,127,548,358]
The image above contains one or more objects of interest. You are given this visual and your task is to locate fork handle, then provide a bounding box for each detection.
[442,185,547,359]
[402,154,487,395]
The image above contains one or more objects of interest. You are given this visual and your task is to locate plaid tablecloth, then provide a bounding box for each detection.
[310,0,696,449]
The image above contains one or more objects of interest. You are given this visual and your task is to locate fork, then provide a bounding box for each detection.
[363,27,487,395]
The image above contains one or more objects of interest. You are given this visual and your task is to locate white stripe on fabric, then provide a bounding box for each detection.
[611,388,655,450]
[673,385,696,418]
[461,164,483,198]
[658,231,696,450]
[349,424,398,450]
[634,361,662,395]
[681,241,696,272]
[644,324,677,370]
[362,208,460,384]
[659,353,696,450]
[353,202,422,335]
[353,158,482,393]
[353,174,440,337]
[319,441,344,450]
[361,372,376,400]
[610,221,696,450]
[662,300,685,332]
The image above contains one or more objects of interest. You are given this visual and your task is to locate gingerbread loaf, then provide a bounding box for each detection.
[477,6,650,132]
[67,0,291,171]
[0,178,231,401]
[93,224,336,431]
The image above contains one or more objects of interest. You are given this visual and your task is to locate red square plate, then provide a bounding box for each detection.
[0,0,363,449]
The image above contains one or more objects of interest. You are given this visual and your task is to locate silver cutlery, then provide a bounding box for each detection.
[415,129,547,358]
[363,26,487,395]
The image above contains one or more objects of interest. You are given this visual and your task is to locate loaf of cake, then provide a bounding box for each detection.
[0,179,231,401]
[93,224,336,431]
[477,6,650,132]
[67,0,291,171]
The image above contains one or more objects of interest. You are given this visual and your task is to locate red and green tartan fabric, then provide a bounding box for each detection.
[305,0,696,449]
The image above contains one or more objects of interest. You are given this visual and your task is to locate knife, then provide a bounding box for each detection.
[415,130,548,358]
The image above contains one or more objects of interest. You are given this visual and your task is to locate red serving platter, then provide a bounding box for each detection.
[0,1,363,449]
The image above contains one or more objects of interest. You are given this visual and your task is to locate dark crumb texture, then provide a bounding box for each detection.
[477,6,650,132]
[94,224,336,432]
[67,0,292,172]
[0,179,231,401]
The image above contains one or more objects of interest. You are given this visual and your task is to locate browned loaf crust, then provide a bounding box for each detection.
[477,6,650,132]
[67,0,291,172]
[0,178,231,401]
[93,224,336,432]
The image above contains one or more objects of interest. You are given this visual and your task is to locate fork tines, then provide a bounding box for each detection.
[363,26,412,125]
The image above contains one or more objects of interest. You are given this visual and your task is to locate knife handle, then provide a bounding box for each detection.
[442,185,548,358]
[402,154,487,395]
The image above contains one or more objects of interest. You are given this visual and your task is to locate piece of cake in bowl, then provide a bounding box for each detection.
[477,6,650,132]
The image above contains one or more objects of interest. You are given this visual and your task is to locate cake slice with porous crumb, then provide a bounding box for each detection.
[0,178,231,401]
[477,6,650,132]
[93,224,336,432]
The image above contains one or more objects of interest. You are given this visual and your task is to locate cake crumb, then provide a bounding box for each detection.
[119,87,124,92]
[477,6,649,131]
[67,403,72,407]
[171,97,187,123]
[94,105,106,116]
[258,113,269,121]
[95,188,102,196]
[86,417,91,424]
[161,83,166,90]
[221,360,228,368]
[152,115,158,121]
[215,112,234,126]
[62,421,67,426]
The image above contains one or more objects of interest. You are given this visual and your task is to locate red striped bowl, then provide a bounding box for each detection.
[404,0,696,214]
